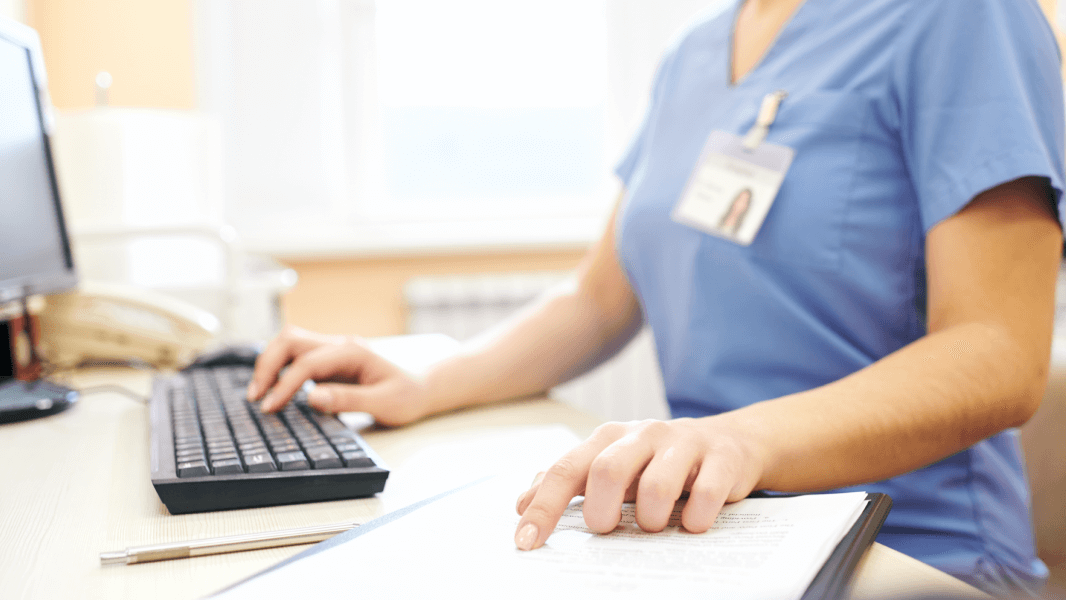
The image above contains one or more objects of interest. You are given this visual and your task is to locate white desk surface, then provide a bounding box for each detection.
[0,369,985,600]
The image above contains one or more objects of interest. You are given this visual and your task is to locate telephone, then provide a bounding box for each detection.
[38,282,220,370]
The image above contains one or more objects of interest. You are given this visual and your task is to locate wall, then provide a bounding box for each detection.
[0,0,24,21]
[25,0,195,109]
[280,249,586,337]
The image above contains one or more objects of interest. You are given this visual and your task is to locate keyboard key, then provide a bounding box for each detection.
[212,459,244,475]
[312,418,349,437]
[263,432,290,442]
[177,461,211,477]
[297,434,328,447]
[277,451,309,471]
[243,452,277,473]
[341,450,375,468]
[271,442,300,454]
[305,446,343,469]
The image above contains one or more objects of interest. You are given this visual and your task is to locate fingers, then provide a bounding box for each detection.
[306,382,368,414]
[260,343,371,413]
[307,379,423,427]
[515,472,545,515]
[514,432,615,551]
[581,430,655,533]
[634,444,700,532]
[679,456,732,534]
[247,339,294,401]
[514,418,762,551]
[248,326,339,401]
[251,336,427,426]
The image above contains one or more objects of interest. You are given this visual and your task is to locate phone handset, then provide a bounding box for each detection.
[39,282,220,370]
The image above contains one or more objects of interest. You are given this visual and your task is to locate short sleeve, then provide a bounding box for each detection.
[614,53,676,188]
[895,0,1066,232]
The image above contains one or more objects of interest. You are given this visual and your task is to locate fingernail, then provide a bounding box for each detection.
[307,388,332,411]
[246,382,259,400]
[515,522,538,551]
[261,392,275,411]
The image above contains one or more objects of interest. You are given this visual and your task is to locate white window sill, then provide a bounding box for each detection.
[235,215,606,260]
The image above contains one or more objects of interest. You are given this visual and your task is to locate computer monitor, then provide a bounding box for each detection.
[0,18,76,301]
[0,16,79,423]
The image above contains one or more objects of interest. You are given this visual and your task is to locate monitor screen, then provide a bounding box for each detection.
[0,20,76,304]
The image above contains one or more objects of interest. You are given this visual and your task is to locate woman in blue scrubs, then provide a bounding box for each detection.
[250,0,1064,594]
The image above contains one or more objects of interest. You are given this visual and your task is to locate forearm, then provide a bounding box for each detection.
[420,283,641,414]
[728,319,1051,493]
[419,196,641,415]
[730,179,1061,492]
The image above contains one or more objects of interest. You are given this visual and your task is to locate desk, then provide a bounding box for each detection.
[0,369,985,600]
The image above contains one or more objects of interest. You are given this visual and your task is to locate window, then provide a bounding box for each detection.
[194,0,721,254]
[373,0,609,220]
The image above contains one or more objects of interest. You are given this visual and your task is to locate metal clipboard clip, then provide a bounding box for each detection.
[742,90,788,151]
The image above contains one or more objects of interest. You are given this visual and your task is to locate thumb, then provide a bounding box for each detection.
[309,379,425,427]
[306,382,378,414]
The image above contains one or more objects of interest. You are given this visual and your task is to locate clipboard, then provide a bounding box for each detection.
[216,485,892,599]
[802,492,893,600]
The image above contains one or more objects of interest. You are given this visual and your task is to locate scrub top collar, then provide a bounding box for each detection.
[727,0,815,89]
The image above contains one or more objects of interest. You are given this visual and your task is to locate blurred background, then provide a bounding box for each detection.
[1,0,724,342]
[2,0,736,421]
[1,1,1063,592]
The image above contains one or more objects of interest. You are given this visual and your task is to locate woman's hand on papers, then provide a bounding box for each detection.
[247,325,430,426]
[513,417,767,551]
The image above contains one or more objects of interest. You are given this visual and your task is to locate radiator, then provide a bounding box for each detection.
[404,272,668,422]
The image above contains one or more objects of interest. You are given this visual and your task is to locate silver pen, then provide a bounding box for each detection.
[100,521,360,566]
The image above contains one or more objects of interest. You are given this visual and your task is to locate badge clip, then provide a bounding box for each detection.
[742,90,788,151]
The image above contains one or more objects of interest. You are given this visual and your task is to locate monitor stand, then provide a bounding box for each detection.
[0,296,77,424]
[0,378,78,424]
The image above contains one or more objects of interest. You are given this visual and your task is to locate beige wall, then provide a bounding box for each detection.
[280,250,586,338]
[26,0,195,109]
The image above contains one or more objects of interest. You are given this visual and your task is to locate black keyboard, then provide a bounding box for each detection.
[149,365,388,514]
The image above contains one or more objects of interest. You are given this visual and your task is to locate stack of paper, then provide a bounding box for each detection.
[216,468,867,600]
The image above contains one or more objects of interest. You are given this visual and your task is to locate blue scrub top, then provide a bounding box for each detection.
[614,0,1065,594]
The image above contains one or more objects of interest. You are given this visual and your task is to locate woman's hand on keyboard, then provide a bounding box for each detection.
[247,325,430,427]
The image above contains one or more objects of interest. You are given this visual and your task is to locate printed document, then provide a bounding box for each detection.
[216,467,867,600]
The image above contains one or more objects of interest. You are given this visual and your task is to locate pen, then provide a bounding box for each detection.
[100,521,360,566]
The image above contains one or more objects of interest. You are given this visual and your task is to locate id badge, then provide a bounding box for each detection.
[671,130,795,246]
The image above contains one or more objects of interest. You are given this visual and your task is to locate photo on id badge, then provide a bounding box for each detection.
[672,130,793,246]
